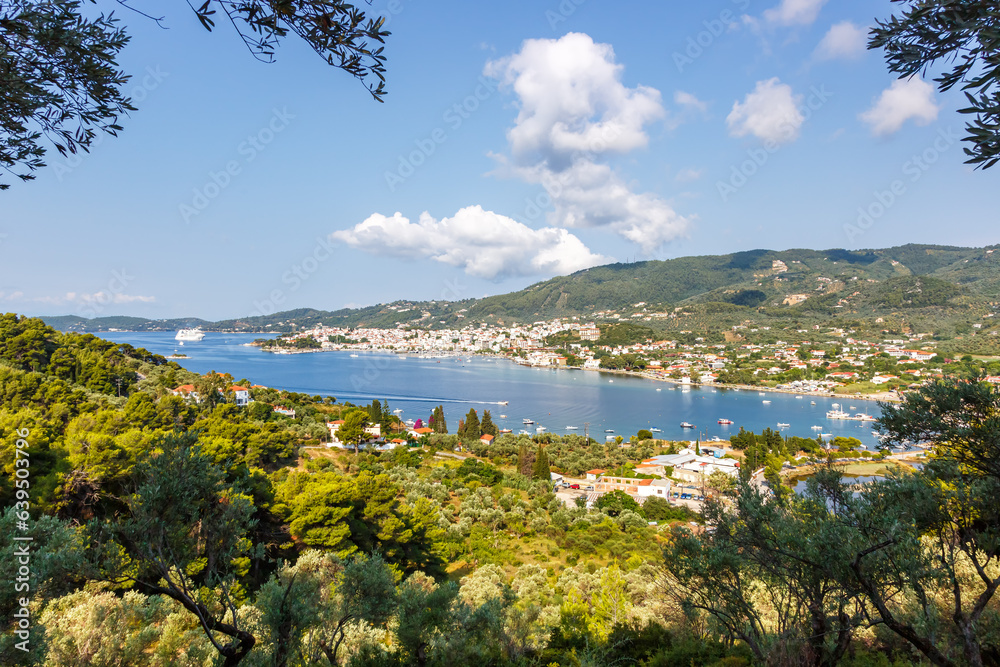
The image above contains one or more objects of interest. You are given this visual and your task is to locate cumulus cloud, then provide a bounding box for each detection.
[763,0,828,26]
[727,78,805,145]
[0,290,24,301]
[674,90,708,114]
[859,78,939,136]
[484,32,690,252]
[34,292,156,306]
[814,21,867,61]
[675,167,704,183]
[485,33,664,166]
[331,206,608,280]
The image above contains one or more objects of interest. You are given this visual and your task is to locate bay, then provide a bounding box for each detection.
[98,331,885,448]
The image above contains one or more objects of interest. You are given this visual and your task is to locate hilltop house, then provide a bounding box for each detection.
[647,449,740,484]
[593,475,671,500]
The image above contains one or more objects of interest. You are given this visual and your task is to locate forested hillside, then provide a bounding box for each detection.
[43,245,1000,345]
[2,313,1000,666]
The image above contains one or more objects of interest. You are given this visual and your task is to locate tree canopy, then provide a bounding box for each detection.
[0,0,389,188]
[872,0,1000,168]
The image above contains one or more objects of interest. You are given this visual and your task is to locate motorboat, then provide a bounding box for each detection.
[762,400,771,404]
[680,422,696,429]
[565,426,578,430]
[717,418,734,425]
[650,427,662,432]
[777,422,790,428]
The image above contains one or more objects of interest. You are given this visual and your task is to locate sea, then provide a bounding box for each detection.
[97,331,886,448]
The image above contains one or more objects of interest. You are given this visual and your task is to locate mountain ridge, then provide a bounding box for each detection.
[37,243,1000,337]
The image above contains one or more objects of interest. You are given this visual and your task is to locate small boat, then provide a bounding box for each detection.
[778,422,790,428]
[349,353,359,358]
[609,380,614,383]
[680,422,696,429]
[811,401,816,405]
[566,426,578,430]
[762,400,771,404]
[519,430,531,435]
[718,418,734,425]
[535,426,546,433]
[795,395,803,399]
[522,418,534,424]
[499,414,507,419]
[656,388,662,392]
[605,429,615,433]
[393,408,404,414]
[498,400,508,405]
[500,428,513,434]
[650,427,662,433]
[606,435,616,441]
[759,392,765,396]
[811,425,823,430]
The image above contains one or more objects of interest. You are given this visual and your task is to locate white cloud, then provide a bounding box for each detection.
[859,78,939,136]
[0,290,24,301]
[763,0,828,26]
[485,33,665,166]
[814,21,866,61]
[485,33,691,252]
[727,78,805,145]
[674,90,708,114]
[331,206,608,280]
[33,292,156,306]
[675,167,704,183]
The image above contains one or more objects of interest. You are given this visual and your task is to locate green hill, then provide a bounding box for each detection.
[37,244,1000,347]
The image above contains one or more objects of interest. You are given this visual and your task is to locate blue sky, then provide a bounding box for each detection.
[3,0,998,320]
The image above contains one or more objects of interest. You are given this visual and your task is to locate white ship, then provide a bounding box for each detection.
[175,328,205,342]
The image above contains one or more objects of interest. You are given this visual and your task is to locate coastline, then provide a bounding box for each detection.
[248,342,903,404]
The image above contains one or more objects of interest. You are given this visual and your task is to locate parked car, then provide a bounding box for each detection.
[569,484,580,489]
[585,485,594,491]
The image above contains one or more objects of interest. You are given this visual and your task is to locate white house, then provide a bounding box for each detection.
[228,385,250,406]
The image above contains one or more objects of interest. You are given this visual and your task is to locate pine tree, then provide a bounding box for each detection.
[517,442,534,476]
[532,444,550,480]
[462,408,480,440]
[431,406,447,434]
[480,410,498,437]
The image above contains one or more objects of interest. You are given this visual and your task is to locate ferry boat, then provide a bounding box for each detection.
[680,422,696,429]
[717,418,734,425]
[175,328,205,342]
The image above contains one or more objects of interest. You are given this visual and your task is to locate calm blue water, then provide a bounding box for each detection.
[100,332,884,447]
